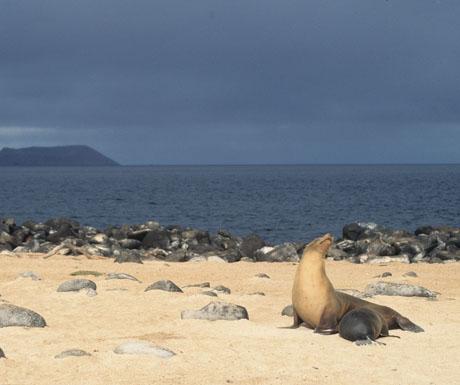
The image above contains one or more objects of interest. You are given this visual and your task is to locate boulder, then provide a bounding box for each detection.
[0,304,46,328]
[181,301,249,321]
[57,279,97,292]
[239,234,266,259]
[255,243,299,262]
[145,280,183,293]
[114,341,175,358]
[364,281,437,298]
[142,230,170,249]
[114,249,143,264]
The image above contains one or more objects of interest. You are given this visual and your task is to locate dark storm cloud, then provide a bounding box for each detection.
[0,0,459,164]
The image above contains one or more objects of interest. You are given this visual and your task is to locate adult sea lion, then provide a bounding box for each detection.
[291,233,423,341]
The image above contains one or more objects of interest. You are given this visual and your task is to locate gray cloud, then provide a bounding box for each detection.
[1,0,459,164]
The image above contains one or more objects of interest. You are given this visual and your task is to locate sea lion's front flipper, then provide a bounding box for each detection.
[395,315,424,333]
[355,337,386,346]
[314,309,338,335]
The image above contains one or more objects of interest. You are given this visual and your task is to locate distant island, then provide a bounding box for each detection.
[0,145,119,166]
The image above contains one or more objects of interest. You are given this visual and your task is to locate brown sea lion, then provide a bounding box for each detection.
[291,233,424,339]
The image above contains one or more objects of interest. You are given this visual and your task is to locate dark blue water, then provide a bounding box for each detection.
[0,165,459,243]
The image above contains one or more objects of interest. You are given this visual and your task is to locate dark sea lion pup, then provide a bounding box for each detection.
[291,233,424,343]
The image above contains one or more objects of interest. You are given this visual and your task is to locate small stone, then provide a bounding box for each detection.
[145,280,183,293]
[106,273,141,282]
[207,256,227,263]
[0,304,46,328]
[212,285,231,294]
[248,292,265,296]
[114,341,175,358]
[381,272,392,278]
[254,273,270,279]
[0,347,5,358]
[403,271,418,278]
[201,291,218,297]
[70,270,103,277]
[55,349,91,359]
[18,271,41,280]
[181,301,249,321]
[57,279,97,292]
[182,282,211,289]
[281,305,294,317]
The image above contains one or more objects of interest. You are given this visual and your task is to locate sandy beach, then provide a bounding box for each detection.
[1,254,459,385]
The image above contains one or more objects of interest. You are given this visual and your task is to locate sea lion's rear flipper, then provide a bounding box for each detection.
[355,337,386,346]
[395,315,424,333]
[314,309,338,335]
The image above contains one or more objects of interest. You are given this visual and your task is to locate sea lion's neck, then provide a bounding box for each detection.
[298,252,331,285]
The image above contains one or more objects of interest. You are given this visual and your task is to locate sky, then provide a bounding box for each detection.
[0,0,459,165]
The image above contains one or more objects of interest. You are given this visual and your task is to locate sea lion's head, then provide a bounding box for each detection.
[302,233,334,259]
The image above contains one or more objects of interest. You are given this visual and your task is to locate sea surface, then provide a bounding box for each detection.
[0,165,459,243]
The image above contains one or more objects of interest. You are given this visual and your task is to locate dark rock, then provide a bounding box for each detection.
[415,226,435,236]
[57,279,97,292]
[0,347,5,358]
[114,249,143,264]
[55,349,91,359]
[70,270,103,277]
[342,223,365,241]
[47,223,75,243]
[119,239,142,249]
[114,341,175,358]
[403,271,418,278]
[212,285,231,294]
[326,246,349,260]
[181,301,249,321]
[367,239,397,256]
[281,305,294,317]
[127,229,151,242]
[211,231,240,251]
[376,272,392,278]
[255,243,299,262]
[142,230,170,249]
[163,249,189,262]
[182,282,211,288]
[0,304,46,328]
[181,229,211,245]
[106,273,141,282]
[364,281,437,298]
[239,234,266,259]
[145,280,183,293]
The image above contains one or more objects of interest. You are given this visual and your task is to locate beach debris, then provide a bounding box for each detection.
[0,304,46,328]
[114,341,175,358]
[106,272,141,282]
[201,291,218,297]
[364,281,437,298]
[145,280,183,293]
[57,279,97,292]
[181,301,249,321]
[281,305,294,317]
[373,272,392,278]
[248,292,265,296]
[55,349,91,359]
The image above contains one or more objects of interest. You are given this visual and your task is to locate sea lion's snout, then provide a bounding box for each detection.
[318,233,334,244]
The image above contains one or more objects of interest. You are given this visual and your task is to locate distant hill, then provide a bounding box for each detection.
[0,145,120,166]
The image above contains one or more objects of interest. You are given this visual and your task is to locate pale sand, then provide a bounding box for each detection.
[1,254,459,385]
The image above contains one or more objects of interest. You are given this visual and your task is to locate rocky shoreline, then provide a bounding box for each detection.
[1,217,459,263]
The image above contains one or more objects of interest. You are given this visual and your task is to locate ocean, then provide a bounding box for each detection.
[0,165,459,243]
